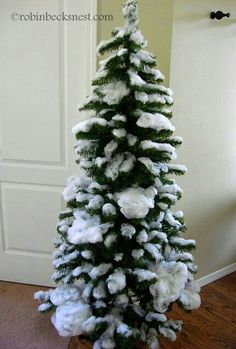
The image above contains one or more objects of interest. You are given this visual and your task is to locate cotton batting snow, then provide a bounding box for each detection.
[119,153,136,172]
[105,154,124,180]
[121,223,136,238]
[112,128,127,138]
[131,249,144,259]
[179,288,201,310]
[159,326,176,342]
[86,195,104,210]
[165,211,182,228]
[133,269,157,282]
[107,269,126,294]
[128,70,146,86]
[116,323,133,337]
[104,140,118,158]
[102,203,117,216]
[136,111,175,132]
[115,186,157,219]
[144,243,162,261]
[149,261,188,313]
[130,30,145,45]
[127,133,138,146]
[62,176,91,202]
[68,210,112,245]
[136,230,148,244]
[145,312,166,322]
[179,280,201,310]
[49,286,80,307]
[140,140,176,159]
[72,117,107,134]
[51,301,91,336]
[89,264,113,280]
[100,80,130,105]
[136,49,156,64]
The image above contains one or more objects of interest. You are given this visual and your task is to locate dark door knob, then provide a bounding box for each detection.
[210,11,230,20]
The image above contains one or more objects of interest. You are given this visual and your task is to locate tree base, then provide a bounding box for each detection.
[68,336,148,349]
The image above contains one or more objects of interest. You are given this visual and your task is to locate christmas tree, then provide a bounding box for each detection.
[35,1,201,348]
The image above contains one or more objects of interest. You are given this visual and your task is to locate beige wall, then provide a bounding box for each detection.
[97,0,174,84]
[170,0,236,278]
[97,0,236,279]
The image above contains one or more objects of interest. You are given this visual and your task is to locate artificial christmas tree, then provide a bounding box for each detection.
[35,1,201,348]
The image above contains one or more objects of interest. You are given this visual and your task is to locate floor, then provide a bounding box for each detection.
[0,272,235,349]
[0,282,69,349]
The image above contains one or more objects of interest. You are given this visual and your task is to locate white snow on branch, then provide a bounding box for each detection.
[133,269,157,282]
[136,229,148,244]
[102,203,117,216]
[136,111,175,132]
[49,286,81,307]
[159,326,176,342]
[165,211,182,228]
[148,231,168,243]
[143,66,164,80]
[105,154,124,180]
[128,70,146,86]
[168,164,187,173]
[135,91,166,105]
[179,286,201,310]
[138,157,163,176]
[107,269,126,294]
[72,264,93,277]
[75,139,97,154]
[114,253,123,261]
[112,114,127,123]
[53,251,79,269]
[170,237,196,247]
[140,140,177,159]
[129,53,141,66]
[121,223,136,238]
[72,117,107,134]
[100,80,130,105]
[62,175,91,202]
[119,153,136,172]
[149,261,188,313]
[89,263,113,280]
[86,195,104,210]
[127,133,138,146]
[68,210,113,245]
[115,186,157,219]
[51,301,91,336]
[116,323,133,337]
[131,249,144,259]
[115,294,129,307]
[112,128,127,138]
[144,243,162,261]
[93,281,106,300]
[81,250,93,260]
[104,233,117,248]
[104,140,118,158]
[97,36,118,54]
[145,312,166,322]
[136,49,156,64]
[129,30,145,45]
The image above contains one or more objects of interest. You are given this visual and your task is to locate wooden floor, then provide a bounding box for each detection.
[69,272,236,349]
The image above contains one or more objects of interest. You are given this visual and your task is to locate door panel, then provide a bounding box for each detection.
[0,0,96,286]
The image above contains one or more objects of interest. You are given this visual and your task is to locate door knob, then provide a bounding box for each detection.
[210,11,230,20]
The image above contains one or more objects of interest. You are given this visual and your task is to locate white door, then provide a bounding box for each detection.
[0,0,96,286]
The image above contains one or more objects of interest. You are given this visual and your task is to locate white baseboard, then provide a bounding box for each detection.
[197,262,236,287]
